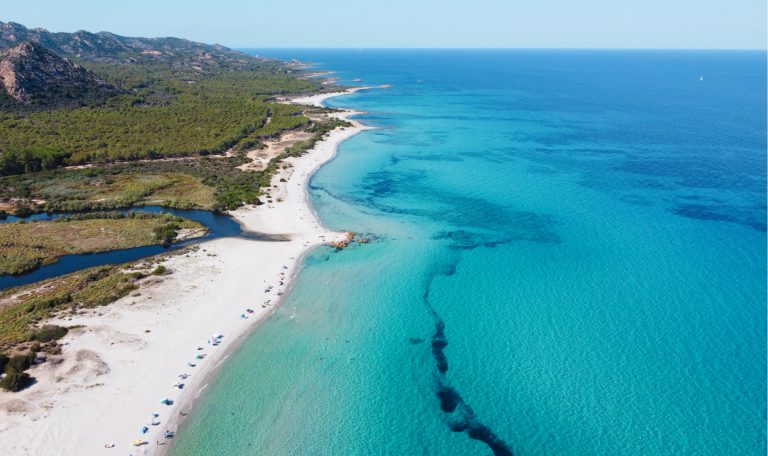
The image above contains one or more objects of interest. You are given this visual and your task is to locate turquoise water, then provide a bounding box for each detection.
[171,50,766,455]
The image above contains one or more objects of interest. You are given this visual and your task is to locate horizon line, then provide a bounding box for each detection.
[234,46,767,52]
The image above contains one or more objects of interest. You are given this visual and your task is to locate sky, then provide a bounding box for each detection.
[2,0,766,49]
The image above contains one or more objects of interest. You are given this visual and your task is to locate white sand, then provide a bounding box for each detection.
[0,91,370,455]
[291,84,389,107]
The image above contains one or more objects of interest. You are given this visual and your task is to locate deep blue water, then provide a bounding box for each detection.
[171,50,766,455]
[0,207,244,290]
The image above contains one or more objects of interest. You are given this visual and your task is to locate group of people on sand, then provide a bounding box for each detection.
[105,334,225,450]
[105,263,294,450]
[260,267,289,310]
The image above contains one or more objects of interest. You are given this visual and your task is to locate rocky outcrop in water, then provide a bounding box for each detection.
[330,232,356,250]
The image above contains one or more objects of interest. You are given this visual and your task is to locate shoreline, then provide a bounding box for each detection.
[157,94,371,455]
[0,89,371,455]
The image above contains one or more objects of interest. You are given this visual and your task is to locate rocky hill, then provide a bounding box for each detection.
[0,21,262,71]
[0,41,123,109]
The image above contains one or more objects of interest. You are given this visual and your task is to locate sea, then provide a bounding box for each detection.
[170,50,766,455]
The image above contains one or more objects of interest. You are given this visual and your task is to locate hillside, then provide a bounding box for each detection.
[0,21,322,170]
[0,41,122,109]
[0,21,260,71]
[0,21,339,216]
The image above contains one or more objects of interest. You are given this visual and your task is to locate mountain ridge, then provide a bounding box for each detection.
[0,21,262,70]
[0,41,123,109]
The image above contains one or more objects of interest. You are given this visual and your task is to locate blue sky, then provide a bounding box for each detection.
[2,0,765,49]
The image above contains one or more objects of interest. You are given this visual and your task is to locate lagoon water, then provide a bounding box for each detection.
[171,50,766,455]
[0,207,244,290]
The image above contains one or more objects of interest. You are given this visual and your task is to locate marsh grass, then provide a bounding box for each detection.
[0,212,204,275]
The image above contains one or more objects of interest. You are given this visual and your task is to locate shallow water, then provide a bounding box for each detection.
[171,50,766,455]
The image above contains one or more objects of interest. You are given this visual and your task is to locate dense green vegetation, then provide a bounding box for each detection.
[0,89,307,166]
[0,34,353,216]
[0,58,318,169]
[0,167,217,211]
[281,118,353,158]
[234,103,310,152]
[0,212,204,275]
[0,147,71,175]
[0,113,348,213]
[0,59,334,212]
[0,158,262,212]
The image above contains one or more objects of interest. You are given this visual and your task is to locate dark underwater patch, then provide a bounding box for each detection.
[401,153,464,162]
[420,262,516,456]
[357,168,561,248]
[431,320,449,374]
[525,165,559,175]
[673,204,739,223]
[750,220,767,231]
[672,203,766,232]
[619,195,655,207]
[437,386,461,413]
[468,425,515,456]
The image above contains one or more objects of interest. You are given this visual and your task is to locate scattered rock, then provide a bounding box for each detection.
[330,231,356,250]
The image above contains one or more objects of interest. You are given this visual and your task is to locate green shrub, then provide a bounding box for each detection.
[42,344,62,355]
[5,352,35,373]
[31,325,68,343]
[152,265,166,275]
[13,206,32,218]
[154,223,179,245]
[0,371,32,392]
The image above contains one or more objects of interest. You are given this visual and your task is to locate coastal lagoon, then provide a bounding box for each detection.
[171,50,766,455]
[0,207,244,290]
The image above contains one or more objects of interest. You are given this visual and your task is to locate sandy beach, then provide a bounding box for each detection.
[0,90,370,455]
